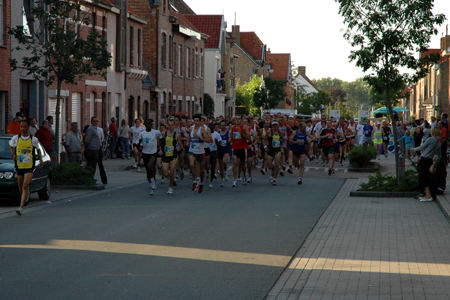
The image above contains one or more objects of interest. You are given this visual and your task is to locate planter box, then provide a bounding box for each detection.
[348,162,379,172]
[52,184,105,190]
[350,191,418,197]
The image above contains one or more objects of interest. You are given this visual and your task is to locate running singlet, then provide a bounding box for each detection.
[374,129,383,145]
[231,125,248,150]
[348,124,356,137]
[162,131,176,157]
[337,124,345,142]
[291,130,307,153]
[203,125,210,149]
[189,127,205,154]
[268,132,282,151]
[174,125,184,148]
[218,130,231,155]
[320,128,335,147]
[16,135,36,169]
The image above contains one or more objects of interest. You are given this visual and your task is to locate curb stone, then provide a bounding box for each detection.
[348,162,380,172]
[436,195,450,223]
[52,184,105,190]
[350,190,418,197]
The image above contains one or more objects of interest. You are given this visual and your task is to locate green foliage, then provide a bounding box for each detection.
[348,146,377,167]
[52,163,96,186]
[296,90,331,115]
[253,77,287,111]
[235,75,263,116]
[312,78,343,91]
[359,170,419,192]
[336,0,446,180]
[203,93,215,117]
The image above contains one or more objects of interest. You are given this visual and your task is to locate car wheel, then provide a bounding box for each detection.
[38,177,51,200]
[15,192,30,207]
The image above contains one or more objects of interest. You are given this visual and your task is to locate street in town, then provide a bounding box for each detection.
[0,157,450,299]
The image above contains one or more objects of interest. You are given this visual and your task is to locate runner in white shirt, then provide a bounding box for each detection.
[356,122,364,146]
[138,119,162,195]
[129,119,145,171]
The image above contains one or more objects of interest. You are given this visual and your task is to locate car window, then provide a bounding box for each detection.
[0,138,13,159]
[34,143,50,163]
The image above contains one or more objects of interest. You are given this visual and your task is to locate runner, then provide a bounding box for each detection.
[201,116,212,183]
[174,115,188,180]
[231,115,251,187]
[208,122,222,188]
[348,118,356,150]
[138,119,162,195]
[319,120,336,175]
[382,121,392,158]
[305,119,314,161]
[217,120,231,185]
[290,122,315,185]
[159,119,183,194]
[362,119,374,145]
[9,119,44,216]
[157,124,166,183]
[263,119,286,186]
[243,117,260,183]
[336,117,347,165]
[129,118,145,172]
[260,119,271,175]
[373,122,383,159]
[188,114,210,193]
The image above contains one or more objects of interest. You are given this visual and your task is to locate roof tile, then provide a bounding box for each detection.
[266,53,291,81]
[185,15,223,49]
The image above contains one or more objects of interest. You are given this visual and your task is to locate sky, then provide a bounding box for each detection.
[186,0,450,83]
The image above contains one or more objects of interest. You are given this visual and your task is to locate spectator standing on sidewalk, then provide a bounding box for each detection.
[64,122,82,163]
[108,117,118,158]
[46,116,55,154]
[7,112,23,135]
[28,117,39,136]
[35,120,53,154]
[84,117,107,184]
[118,119,130,159]
[438,120,448,165]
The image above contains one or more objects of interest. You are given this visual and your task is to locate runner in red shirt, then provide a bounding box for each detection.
[319,120,336,175]
[230,115,251,187]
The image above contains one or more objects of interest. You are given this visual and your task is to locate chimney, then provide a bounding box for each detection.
[298,66,306,76]
[232,25,240,45]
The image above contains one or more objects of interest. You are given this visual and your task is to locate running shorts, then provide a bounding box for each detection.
[189,152,205,163]
[322,146,334,156]
[267,148,281,158]
[233,149,247,163]
[293,151,306,158]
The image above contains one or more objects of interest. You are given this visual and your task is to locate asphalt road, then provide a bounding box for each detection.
[0,175,345,300]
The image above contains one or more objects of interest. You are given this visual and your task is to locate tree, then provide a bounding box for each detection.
[336,0,445,180]
[203,93,215,117]
[368,77,409,108]
[235,75,263,115]
[328,86,347,108]
[9,0,111,162]
[341,78,372,116]
[296,90,331,116]
[253,77,287,112]
[312,77,343,92]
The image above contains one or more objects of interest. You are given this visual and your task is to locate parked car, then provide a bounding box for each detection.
[0,135,52,206]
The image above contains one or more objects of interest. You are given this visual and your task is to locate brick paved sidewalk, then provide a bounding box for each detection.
[266,179,450,300]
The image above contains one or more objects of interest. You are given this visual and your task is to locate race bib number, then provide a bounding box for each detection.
[165,145,174,156]
[19,153,31,163]
[221,140,227,147]
[299,140,305,145]
[190,143,201,151]
[272,140,280,148]
[233,132,241,139]
[365,130,369,135]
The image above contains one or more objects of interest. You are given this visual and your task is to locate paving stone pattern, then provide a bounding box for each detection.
[267,179,450,300]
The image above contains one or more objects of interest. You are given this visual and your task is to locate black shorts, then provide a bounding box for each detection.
[383,137,390,144]
[142,153,157,164]
[293,151,306,158]
[339,141,346,146]
[133,143,142,152]
[205,147,211,156]
[218,150,230,160]
[162,155,177,164]
[189,152,205,163]
[177,148,184,155]
[15,168,35,176]
[233,149,247,163]
[267,148,281,158]
[351,136,355,140]
[210,150,218,159]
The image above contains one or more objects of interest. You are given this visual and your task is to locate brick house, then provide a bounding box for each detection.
[129,0,207,121]
[265,52,295,110]
[232,29,270,84]
[0,0,10,132]
[186,14,236,117]
[10,0,47,127]
[407,37,450,121]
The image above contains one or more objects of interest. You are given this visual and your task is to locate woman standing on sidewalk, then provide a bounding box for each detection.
[412,127,442,202]
[118,119,130,159]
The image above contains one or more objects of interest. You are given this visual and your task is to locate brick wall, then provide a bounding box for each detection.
[0,0,11,130]
[441,60,449,117]
[234,46,258,84]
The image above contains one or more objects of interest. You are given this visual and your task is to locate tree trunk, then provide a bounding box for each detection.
[55,79,61,164]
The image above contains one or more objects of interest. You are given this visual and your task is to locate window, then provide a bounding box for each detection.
[92,12,96,32]
[0,0,3,45]
[130,26,134,66]
[178,45,182,76]
[161,33,166,68]
[137,29,142,66]
[173,42,177,74]
[186,47,189,78]
[23,0,33,37]
[102,16,106,39]
[199,49,203,78]
[169,35,173,69]
[163,0,166,14]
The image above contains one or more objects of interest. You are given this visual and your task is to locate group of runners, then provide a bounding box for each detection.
[129,113,378,195]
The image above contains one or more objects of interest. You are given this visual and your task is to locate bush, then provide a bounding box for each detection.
[52,163,97,186]
[348,146,377,167]
[358,170,419,192]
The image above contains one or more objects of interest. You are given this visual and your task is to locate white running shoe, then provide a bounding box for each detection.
[209,183,213,188]
[242,177,247,185]
[272,179,277,186]
[161,177,165,184]
[149,189,154,196]
[232,181,237,187]
[167,187,173,194]
[220,180,225,187]
[151,180,156,190]
[16,207,23,216]
[237,177,241,181]
[224,174,229,181]
[269,177,274,183]
[247,177,252,183]
[133,163,138,168]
